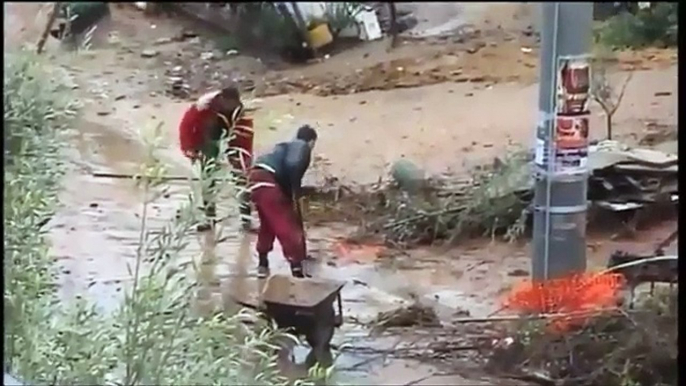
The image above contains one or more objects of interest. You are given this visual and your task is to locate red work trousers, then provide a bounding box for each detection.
[249,168,305,264]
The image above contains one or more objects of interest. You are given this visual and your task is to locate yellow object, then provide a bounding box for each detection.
[307,23,333,49]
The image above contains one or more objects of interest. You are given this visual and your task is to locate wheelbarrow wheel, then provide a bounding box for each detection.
[304,306,335,368]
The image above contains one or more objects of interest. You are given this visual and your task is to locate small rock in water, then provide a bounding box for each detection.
[141,49,159,58]
[508,268,529,277]
[154,37,172,45]
[391,159,426,194]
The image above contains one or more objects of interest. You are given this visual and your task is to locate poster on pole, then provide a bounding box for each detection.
[554,115,589,174]
[553,55,591,175]
[556,56,591,115]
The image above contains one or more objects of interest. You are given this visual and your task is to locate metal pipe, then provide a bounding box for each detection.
[532,3,594,281]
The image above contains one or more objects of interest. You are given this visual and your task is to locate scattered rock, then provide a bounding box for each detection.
[181,30,198,39]
[141,49,159,58]
[154,37,172,45]
[89,202,99,208]
[96,111,110,116]
[114,94,126,101]
[508,268,529,277]
[466,45,481,54]
[654,91,672,97]
[465,92,474,97]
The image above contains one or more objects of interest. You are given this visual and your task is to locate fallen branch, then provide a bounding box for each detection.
[92,171,199,181]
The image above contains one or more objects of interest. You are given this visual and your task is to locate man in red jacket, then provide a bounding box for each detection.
[178,87,254,231]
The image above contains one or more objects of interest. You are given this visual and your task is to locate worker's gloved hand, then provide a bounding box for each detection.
[183,149,200,161]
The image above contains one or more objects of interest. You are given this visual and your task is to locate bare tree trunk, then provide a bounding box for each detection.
[606,113,612,140]
[389,2,399,49]
[36,2,62,55]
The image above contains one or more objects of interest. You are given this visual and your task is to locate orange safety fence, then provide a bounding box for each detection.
[502,272,626,333]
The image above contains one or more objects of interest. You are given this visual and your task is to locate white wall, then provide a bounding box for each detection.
[294,2,328,22]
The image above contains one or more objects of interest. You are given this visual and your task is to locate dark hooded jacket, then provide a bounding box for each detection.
[254,139,312,198]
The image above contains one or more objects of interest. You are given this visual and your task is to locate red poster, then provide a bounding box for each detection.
[556,57,591,115]
[555,115,589,149]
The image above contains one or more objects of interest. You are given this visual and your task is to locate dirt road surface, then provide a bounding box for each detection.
[6,3,678,384]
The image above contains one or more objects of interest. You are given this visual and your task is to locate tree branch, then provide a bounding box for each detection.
[37,2,62,55]
[609,71,634,115]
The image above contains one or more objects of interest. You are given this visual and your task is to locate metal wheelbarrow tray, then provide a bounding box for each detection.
[229,274,345,367]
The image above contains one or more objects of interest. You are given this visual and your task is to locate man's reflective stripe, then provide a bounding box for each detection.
[249,182,276,192]
[254,163,276,174]
[233,126,254,137]
[217,112,232,131]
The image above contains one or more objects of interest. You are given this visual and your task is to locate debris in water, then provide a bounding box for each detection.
[373,302,441,330]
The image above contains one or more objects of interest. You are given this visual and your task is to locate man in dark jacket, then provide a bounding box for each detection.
[249,125,317,278]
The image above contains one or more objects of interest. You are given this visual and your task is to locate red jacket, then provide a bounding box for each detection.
[227,115,254,173]
[178,92,254,173]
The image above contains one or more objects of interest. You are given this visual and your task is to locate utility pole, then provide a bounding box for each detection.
[532,3,593,281]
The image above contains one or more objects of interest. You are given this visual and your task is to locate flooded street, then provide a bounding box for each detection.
[7,2,677,384]
[48,112,677,383]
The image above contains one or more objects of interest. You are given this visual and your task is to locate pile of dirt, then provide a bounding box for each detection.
[486,291,678,386]
[260,32,542,97]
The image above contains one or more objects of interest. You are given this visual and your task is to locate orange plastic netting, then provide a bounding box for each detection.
[502,272,626,332]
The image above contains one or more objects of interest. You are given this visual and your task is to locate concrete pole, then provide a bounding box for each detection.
[532,2,593,281]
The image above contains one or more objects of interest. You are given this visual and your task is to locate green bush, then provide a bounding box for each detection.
[596,3,678,49]
[4,51,79,381]
[3,51,332,385]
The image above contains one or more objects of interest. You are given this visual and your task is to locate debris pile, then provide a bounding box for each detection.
[305,150,532,247]
[304,139,678,247]
[487,289,678,386]
[588,140,678,214]
[372,302,442,330]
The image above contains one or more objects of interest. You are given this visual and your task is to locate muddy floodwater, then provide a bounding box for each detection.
[50,110,526,384]
[47,111,677,385]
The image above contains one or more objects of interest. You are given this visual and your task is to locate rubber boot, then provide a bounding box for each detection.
[290,261,310,278]
[257,253,270,279]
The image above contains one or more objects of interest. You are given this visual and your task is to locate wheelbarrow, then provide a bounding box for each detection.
[227,274,345,367]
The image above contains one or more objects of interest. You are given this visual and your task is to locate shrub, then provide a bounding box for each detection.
[596,3,678,49]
